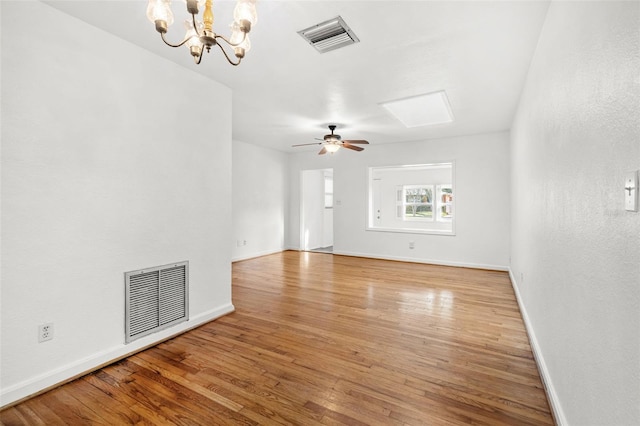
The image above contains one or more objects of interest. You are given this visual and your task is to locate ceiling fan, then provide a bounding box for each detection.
[292,125,369,155]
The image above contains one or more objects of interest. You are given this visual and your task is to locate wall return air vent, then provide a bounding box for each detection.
[125,261,189,343]
[298,16,360,54]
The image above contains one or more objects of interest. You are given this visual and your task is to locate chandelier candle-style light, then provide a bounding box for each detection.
[146,0,257,65]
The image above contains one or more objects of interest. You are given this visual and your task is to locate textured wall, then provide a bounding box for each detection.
[232,140,288,261]
[510,1,640,424]
[1,1,233,405]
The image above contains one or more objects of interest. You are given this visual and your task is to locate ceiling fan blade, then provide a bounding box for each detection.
[318,147,328,155]
[342,143,364,152]
[292,142,323,147]
[342,139,369,144]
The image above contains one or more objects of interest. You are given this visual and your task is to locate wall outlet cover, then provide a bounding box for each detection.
[38,323,54,342]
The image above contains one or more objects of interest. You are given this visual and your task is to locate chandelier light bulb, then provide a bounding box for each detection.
[229,22,244,44]
[146,0,174,26]
[184,19,204,60]
[233,0,258,28]
[184,19,204,49]
[230,22,251,52]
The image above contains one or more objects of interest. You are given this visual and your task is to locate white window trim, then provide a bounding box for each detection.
[366,162,456,236]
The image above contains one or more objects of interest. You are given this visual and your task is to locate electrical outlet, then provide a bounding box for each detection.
[409,241,415,249]
[243,240,247,246]
[38,323,54,343]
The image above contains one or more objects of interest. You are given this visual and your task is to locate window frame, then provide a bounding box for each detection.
[324,174,333,209]
[397,185,435,221]
[367,162,456,236]
[436,184,453,222]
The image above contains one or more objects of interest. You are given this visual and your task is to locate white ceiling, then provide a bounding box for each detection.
[45,0,550,153]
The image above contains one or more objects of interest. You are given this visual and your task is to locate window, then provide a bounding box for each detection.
[368,163,454,235]
[324,174,333,208]
[437,185,453,221]
[397,185,434,220]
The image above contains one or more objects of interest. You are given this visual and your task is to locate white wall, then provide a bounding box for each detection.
[1,1,233,406]
[289,132,510,270]
[232,140,288,261]
[510,1,640,425]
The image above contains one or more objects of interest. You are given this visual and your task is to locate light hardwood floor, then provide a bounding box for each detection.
[1,251,554,425]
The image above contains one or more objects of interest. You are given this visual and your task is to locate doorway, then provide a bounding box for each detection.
[300,168,333,253]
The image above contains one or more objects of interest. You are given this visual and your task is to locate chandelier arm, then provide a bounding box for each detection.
[191,13,202,37]
[160,31,191,48]
[195,46,205,65]
[215,42,242,66]
[215,30,247,48]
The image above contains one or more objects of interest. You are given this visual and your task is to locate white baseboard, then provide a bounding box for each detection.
[0,303,235,409]
[334,250,509,271]
[508,269,566,426]
[232,248,285,262]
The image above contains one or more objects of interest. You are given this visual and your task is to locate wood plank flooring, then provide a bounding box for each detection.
[1,251,554,425]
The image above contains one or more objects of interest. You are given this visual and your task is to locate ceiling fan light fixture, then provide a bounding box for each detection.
[292,125,368,155]
[380,91,454,128]
[325,143,341,153]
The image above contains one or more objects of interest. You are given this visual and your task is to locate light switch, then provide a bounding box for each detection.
[625,171,638,212]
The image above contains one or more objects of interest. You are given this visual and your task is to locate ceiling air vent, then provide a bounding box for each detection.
[298,16,360,54]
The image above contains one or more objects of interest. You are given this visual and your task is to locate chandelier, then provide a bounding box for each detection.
[146,0,257,65]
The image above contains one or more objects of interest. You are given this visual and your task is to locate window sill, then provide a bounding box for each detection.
[366,226,455,236]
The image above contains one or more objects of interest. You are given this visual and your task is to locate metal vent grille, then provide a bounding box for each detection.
[298,16,360,53]
[125,261,189,343]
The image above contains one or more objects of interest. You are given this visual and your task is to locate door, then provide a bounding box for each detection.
[300,168,333,252]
